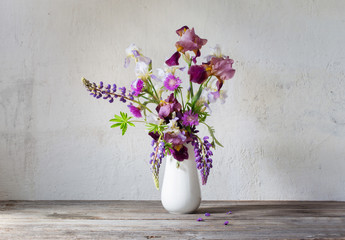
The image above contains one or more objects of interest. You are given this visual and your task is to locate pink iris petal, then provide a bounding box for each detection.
[182,110,199,126]
[156,93,182,119]
[131,79,144,96]
[164,132,186,146]
[165,51,181,66]
[176,26,189,36]
[128,104,142,118]
[188,65,208,84]
[210,57,235,81]
[164,74,182,91]
[175,28,207,54]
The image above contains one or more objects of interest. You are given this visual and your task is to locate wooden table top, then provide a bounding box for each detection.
[0,200,345,239]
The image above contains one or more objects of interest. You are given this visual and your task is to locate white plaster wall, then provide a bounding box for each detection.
[1,0,345,200]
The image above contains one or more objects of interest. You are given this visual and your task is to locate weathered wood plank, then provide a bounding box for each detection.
[0,201,344,239]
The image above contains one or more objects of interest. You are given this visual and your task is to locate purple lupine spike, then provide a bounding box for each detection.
[192,136,213,185]
[149,140,165,189]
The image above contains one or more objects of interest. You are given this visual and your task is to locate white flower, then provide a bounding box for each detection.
[147,114,164,125]
[205,44,224,62]
[135,61,152,80]
[124,44,152,68]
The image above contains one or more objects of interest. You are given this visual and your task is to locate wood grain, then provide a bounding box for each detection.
[0,201,344,239]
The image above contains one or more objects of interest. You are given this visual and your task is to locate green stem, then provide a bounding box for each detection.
[189,81,194,99]
[180,89,185,111]
[147,77,159,102]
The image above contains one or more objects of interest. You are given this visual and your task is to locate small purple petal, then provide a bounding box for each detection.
[205,213,211,217]
[227,211,232,214]
[124,57,130,68]
[150,74,160,81]
[132,50,140,57]
[196,218,203,222]
[224,221,229,225]
[165,51,181,66]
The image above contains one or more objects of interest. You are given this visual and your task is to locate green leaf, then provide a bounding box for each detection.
[109,112,136,135]
[191,84,204,109]
[110,123,122,128]
[128,122,135,127]
[145,123,167,134]
[203,123,224,148]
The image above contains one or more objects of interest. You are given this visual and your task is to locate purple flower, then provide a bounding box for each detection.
[224,221,229,225]
[164,74,182,91]
[170,144,189,162]
[165,51,181,66]
[188,65,209,84]
[131,79,144,96]
[150,141,165,189]
[205,213,211,217]
[156,93,182,119]
[175,27,207,55]
[192,136,213,185]
[182,110,199,126]
[210,56,235,91]
[164,132,186,146]
[127,103,142,118]
[196,218,203,222]
[227,211,232,214]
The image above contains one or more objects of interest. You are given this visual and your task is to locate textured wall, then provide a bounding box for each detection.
[1,0,345,200]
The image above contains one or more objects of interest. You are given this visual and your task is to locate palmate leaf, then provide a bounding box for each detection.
[145,123,167,134]
[109,112,135,135]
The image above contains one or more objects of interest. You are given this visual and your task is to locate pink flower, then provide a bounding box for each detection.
[164,74,182,91]
[131,79,144,96]
[156,93,182,119]
[182,110,199,126]
[210,57,235,91]
[176,27,207,54]
[128,103,142,118]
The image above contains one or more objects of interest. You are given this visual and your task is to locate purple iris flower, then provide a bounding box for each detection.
[170,144,189,161]
[210,56,235,91]
[164,132,186,146]
[175,27,207,54]
[188,65,209,84]
[156,93,182,119]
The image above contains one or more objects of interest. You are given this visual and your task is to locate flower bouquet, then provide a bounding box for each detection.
[82,26,235,190]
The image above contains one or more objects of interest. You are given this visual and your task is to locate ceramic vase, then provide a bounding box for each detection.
[161,144,201,214]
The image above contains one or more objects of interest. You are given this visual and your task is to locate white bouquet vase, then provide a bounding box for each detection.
[161,144,201,214]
